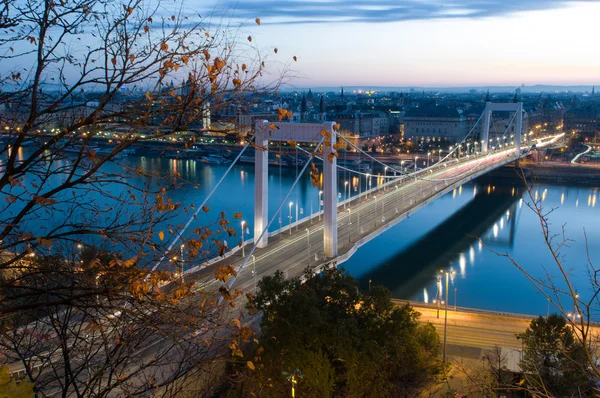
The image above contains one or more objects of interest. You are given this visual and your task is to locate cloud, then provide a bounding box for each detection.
[201,0,597,25]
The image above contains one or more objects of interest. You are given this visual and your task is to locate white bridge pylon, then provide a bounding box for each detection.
[254,121,339,258]
[482,102,523,153]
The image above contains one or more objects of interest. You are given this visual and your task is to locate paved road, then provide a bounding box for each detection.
[406,302,533,351]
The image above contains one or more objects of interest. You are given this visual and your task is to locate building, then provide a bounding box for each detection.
[403,104,467,143]
[328,111,389,137]
[564,105,600,139]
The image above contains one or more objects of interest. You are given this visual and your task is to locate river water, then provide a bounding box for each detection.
[6,149,600,316]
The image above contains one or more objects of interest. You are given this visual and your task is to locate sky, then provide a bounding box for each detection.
[196,0,600,88]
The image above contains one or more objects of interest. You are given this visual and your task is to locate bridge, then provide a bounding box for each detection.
[159,103,564,295]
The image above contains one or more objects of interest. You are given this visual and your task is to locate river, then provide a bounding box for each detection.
[5,149,600,316]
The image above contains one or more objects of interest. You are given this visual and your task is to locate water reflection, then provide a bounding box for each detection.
[345,178,600,316]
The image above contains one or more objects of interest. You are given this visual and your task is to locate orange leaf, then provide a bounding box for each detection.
[160,42,168,51]
[247,36,252,42]
[273,48,278,54]
[247,361,256,371]
[255,18,260,25]
[159,231,165,241]
[293,56,297,62]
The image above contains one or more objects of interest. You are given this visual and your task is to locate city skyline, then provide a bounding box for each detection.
[198,0,600,87]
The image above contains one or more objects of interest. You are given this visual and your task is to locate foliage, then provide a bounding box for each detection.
[519,314,596,397]
[0,365,34,398]
[0,0,286,394]
[230,267,443,397]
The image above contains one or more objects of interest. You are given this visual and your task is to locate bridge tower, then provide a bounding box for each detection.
[254,121,338,258]
[481,102,523,153]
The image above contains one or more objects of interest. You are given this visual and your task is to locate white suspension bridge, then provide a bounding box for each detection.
[158,102,565,294]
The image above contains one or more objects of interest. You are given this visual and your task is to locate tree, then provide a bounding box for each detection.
[229,267,443,397]
[519,314,595,397]
[0,0,287,395]
[487,172,600,395]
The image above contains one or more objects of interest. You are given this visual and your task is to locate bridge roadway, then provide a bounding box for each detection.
[186,147,524,293]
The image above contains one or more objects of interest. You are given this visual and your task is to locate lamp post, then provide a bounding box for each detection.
[288,202,293,234]
[305,228,310,266]
[427,151,431,168]
[344,181,349,208]
[400,160,405,173]
[438,148,442,162]
[414,156,418,172]
[252,254,256,288]
[440,269,456,363]
[346,209,352,241]
[318,190,323,221]
[367,173,372,196]
[241,221,246,257]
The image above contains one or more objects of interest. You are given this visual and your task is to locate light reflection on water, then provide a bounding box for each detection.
[341,178,600,317]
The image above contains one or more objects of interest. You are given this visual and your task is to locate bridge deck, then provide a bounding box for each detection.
[186,148,523,293]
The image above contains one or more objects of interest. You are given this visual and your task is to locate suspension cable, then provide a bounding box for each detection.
[225,137,326,292]
[152,135,255,271]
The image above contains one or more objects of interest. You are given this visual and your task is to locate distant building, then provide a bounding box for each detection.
[403,104,467,143]
[328,111,389,137]
[564,105,600,139]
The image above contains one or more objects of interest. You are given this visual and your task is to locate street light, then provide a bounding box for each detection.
[346,208,352,241]
[414,156,418,172]
[318,190,323,221]
[305,228,310,266]
[427,152,431,168]
[344,181,349,208]
[251,255,257,288]
[438,148,442,162]
[288,202,293,234]
[241,221,246,257]
[440,269,456,363]
[400,160,405,173]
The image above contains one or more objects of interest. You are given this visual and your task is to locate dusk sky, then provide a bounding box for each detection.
[199,0,600,88]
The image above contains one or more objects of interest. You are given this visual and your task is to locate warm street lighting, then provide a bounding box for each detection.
[344,181,349,208]
[440,269,456,363]
[318,190,323,221]
[241,221,246,256]
[305,229,310,265]
[288,202,293,234]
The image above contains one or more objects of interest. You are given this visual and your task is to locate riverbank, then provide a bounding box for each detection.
[487,161,600,186]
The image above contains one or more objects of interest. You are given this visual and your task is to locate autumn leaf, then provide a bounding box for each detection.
[111,58,117,66]
[202,205,210,213]
[273,48,278,54]
[293,55,297,62]
[247,36,252,42]
[247,361,256,371]
[241,63,247,71]
[255,17,261,25]
[182,55,189,64]
[289,140,297,148]
[144,25,149,33]
[159,231,165,241]
[160,42,168,51]
[232,318,241,329]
